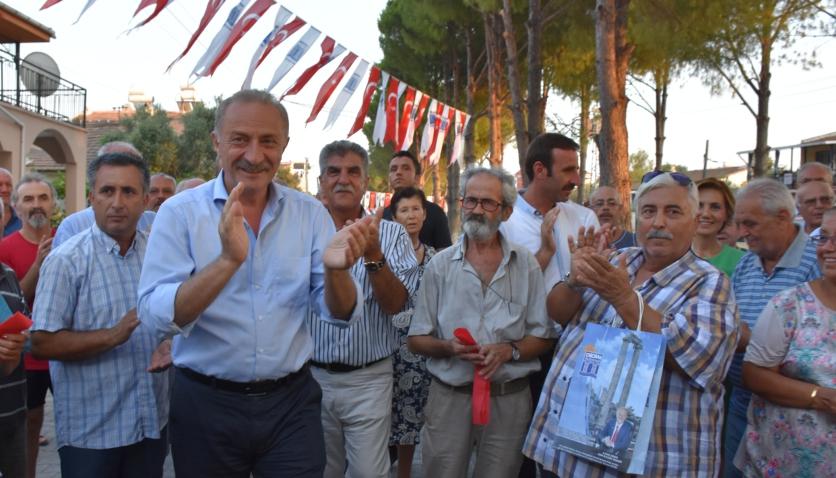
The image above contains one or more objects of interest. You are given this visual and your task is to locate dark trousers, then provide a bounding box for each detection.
[57,427,167,478]
[0,413,26,478]
[170,367,325,478]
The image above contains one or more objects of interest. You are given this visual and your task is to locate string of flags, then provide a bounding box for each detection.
[39,0,471,166]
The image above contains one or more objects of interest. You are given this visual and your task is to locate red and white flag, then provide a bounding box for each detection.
[167,0,225,72]
[188,0,245,77]
[400,91,428,151]
[41,0,63,9]
[382,78,403,146]
[396,87,416,149]
[451,110,470,167]
[132,0,173,29]
[325,59,369,129]
[204,0,275,77]
[306,52,358,124]
[349,66,382,137]
[266,26,321,92]
[241,9,304,89]
[430,105,455,164]
[371,73,391,145]
[282,37,345,99]
[419,100,442,158]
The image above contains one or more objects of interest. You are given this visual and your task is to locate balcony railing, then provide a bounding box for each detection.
[0,47,86,127]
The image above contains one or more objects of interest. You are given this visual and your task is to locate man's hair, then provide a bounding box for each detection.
[797,161,833,185]
[87,152,151,192]
[150,172,176,185]
[97,141,142,159]
[390,150,421,176]
[389,186,427,217]
[524,133,579,181]
[0,167,12,180]
[175,177,205,194]
[214,89,289,138]
[12,172,57,205]
[736,178,796,217]
[318,140,369,176]
[696,177,736,225]
[634,173,699,217]
[460,167,517,207]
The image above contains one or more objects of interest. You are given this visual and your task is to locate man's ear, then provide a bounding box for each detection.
[501,205,513,221]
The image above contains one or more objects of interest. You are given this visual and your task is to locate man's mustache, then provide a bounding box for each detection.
[333,184,355,194]
[28,208,47,218]
[647,229,673,240]
[237,161,271,174]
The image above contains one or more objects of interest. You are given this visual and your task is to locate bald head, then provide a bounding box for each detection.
[589,186,624,226]
[797,180,835,232]
[797,162,833,186]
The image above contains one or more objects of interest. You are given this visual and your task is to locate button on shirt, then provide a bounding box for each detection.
[524,248,738,477]
[307,219,419,366]
[500,195,599,291]
[408,234,558,386]
[138,173,362,382]
[728,228,820,416]
[31,226,168,449]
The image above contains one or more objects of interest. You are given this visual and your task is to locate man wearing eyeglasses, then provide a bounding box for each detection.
[588,186,636,249]
[525,171,738,478]
[408,167,557,478]
[795,180,834,236]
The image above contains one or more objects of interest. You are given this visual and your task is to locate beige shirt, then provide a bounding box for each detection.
[408,233,558,386]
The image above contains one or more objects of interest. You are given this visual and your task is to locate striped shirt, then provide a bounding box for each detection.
[0,263,28,422]
[308,219,419,366]
[524,248,738,477]
[727,228,820,416]
[31,225,169,449]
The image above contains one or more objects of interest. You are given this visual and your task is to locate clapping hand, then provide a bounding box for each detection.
[219,183,248,265]
[324,215,377,270]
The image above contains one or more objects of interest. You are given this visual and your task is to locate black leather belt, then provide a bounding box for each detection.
[431,376,530,396]
[177,364,309,395]
[310,356,389,373]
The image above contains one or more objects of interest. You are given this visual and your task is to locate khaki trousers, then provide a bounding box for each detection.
[420,379,532,478]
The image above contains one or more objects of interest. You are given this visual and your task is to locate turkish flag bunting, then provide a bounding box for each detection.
[166,0,226,72]
[133,0,173,28]
[396,87,416,148]
[255,16,306,70]
[425,101,445,159]
[205,0,275,77]
[400,91,427,150]
[134,0,156,15]
[348,66,382,137]
[382,77,401,146]
[40,0,63,9]
[283,37,345,99]
[306,52,358,124]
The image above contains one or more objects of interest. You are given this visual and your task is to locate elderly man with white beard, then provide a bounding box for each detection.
[408,167,558,478]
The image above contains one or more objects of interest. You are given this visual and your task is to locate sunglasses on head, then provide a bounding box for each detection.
[641,170,693,186]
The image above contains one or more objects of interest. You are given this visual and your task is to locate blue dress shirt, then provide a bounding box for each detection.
[138,172,361,382]
[54,207,156,248]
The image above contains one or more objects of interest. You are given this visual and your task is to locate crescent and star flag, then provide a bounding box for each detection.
[371,73,391,145]
[132,0,173,29]
[401,91,428,151]
[430,105,455,164]
[266,26,321,92]
[282,37,345,99]
[241,10,304,89]
[73,0,99,24]
[306,52,358,124]
[382,78,403,146]
[189,0,246,78]
[325,59,369,129]
[419,99,441,158]
[347,65,381,137]
[166,0,226,72]
[451,110,470,166]
[40,0,63,9]
[396,87,416,148]
[205,0,275,77]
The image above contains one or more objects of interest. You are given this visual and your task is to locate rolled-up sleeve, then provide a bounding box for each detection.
[661,271,738,390]
[744,292,793,368]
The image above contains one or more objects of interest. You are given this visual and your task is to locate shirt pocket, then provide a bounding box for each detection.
[489,300,526,342]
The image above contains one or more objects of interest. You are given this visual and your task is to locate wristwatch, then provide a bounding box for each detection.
[509,342,521,361]
[364,256,387,273]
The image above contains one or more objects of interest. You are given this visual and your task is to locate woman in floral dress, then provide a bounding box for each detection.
[737,207,836,477]
[388,186,436,478]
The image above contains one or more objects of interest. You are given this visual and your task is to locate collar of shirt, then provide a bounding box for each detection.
[620,247,702,289]
[211,170,284,224]
[758,226,808,272]
[515,194,548,218]
[451,231,519,272]
[90,223,144,257]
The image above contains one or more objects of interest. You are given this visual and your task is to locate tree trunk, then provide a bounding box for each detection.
[578,84,592,204]
[753,38,771,177]
[484,12,504,167]
[595,0,633,209]
[465,28,477,167]
[447,30,461,237]
[653,63,669,170]
[500,0,528,179]
[526,0,544,144]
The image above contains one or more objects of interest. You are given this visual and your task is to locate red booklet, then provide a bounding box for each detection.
[0,312,33,335]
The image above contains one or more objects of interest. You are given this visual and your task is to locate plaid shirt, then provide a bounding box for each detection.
[524,248,738,477]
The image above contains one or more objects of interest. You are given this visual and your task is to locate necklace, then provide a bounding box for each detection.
[413,243,422,252]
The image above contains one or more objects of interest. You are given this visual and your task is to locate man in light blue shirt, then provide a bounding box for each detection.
[31,151,171,478]
[137,90,371,478]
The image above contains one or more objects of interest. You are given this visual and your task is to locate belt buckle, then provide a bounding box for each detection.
[243,382,269,397]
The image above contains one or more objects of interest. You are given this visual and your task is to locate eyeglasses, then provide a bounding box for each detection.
[812,234,836,247]
[641,170,693,186]
[461,196,503,212]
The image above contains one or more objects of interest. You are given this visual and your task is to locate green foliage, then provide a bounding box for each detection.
[629,149,653,185]
[275,165,302,190]
[177,102,218,179]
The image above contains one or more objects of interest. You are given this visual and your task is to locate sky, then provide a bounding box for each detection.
[5,0,836,192]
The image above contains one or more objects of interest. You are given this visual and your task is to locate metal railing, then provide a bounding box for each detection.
[0,46,87,127]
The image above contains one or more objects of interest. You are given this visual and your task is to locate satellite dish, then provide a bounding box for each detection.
[20,52,61,97]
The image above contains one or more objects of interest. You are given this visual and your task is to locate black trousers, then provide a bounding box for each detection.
[170,367,325,478]
[58,427,167,478]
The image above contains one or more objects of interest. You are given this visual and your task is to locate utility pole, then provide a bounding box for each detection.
[702,140,709,179]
